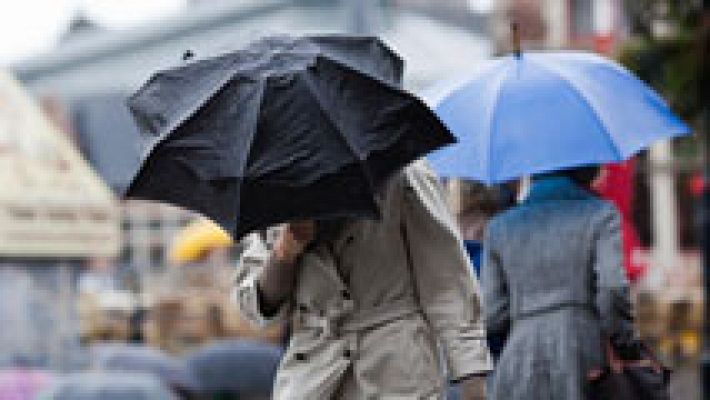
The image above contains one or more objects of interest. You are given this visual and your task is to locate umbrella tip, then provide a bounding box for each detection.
[511,22,521,58]
[183,50,195,61]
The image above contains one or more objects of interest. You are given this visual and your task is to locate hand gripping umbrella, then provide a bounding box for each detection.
[127,35,453,238]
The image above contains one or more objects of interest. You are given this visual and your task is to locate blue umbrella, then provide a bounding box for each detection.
[424,51,690,183]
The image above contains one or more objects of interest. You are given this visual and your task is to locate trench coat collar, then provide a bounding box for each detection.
[524,176,594,204]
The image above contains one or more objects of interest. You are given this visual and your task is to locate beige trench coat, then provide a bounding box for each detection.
[233,160,491,399]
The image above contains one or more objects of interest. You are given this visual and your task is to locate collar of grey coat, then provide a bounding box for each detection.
[524,176,595,204]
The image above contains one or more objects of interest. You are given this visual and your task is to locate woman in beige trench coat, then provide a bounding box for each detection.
[233,160,492,399]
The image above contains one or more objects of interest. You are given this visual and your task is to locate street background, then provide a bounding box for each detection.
[0,0,705,399]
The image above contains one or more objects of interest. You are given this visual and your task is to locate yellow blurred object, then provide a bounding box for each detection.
[680,330,699,357]
[168,219,233,265]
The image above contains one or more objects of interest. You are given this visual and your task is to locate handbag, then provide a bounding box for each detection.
[587,340,672,400]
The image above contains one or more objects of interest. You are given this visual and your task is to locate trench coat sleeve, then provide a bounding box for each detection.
[402,161,493,380]
[481,222,510,337]
[232,233,291,327]
[592,205,635,344]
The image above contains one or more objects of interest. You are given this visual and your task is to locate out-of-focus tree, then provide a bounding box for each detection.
[619,0,705,137]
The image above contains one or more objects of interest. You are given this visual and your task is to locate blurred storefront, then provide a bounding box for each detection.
[0,71,120,370]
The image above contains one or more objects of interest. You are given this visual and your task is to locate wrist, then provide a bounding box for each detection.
[273,243,302,265]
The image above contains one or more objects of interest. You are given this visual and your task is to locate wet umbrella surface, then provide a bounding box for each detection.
[127,35,454,238]
[186,340,282,397]
[43,372,176,400]
[91,343,198,393]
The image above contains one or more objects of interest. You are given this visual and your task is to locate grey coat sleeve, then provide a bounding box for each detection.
[402,161,492,379]
[481,221,510,337]
[592,205,635,345]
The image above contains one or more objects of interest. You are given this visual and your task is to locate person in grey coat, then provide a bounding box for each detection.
[482,166,637,400]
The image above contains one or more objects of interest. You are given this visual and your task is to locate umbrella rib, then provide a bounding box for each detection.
[129,59,242,188]
[529,58,624,160]
[484,62,514,185]
[300,73,377,191]
[320,55,403,92]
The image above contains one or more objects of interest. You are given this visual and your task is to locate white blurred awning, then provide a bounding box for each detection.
[0,71,120,258]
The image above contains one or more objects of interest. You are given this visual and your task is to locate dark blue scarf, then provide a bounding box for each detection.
[525,176,594,204]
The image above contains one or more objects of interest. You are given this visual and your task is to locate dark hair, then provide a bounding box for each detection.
[535,165,601,189]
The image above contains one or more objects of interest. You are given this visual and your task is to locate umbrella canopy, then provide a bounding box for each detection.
[185,340,282,395]
[42,372,176,400]
[91,344,198,393]
[167,218,233,265]
[127,35,453,238]
[0,369,54,400]
[424,51,690,184]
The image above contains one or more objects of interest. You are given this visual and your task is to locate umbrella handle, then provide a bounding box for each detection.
[511,22,521,58]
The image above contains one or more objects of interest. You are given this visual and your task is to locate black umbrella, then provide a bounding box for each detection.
[126,35,454,238]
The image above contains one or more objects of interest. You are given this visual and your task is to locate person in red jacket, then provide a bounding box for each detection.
[593,159,647,283]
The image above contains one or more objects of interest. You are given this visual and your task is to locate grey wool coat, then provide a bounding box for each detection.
[234,160,492,399]
[482,176,636,400]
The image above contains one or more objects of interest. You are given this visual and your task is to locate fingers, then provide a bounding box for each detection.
[273,220,315,264]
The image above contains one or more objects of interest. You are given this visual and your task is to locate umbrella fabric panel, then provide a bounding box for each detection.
[237,164,378,236]
[426,60,509,182]
[92,344,198,392]
[245,71,359,185]
[245,56,451,186]
[45,372,176,400]
[487,57,622,183]
[531,52,689,156]
[128,52,250,139]
[186,340,282,394]
[129,35,403,143]
[245,35,404,88]
[133,79,264,183]
[303,56,450,180]
[128,152,241,233]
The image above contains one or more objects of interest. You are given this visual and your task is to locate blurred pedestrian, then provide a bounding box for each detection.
[234,160,491,399]
[482,166,638,400]
[457,182,500,277]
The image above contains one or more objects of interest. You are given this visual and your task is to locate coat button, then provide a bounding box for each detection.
[343,349,352,359]
[341,290,351,300]
[345,236,355,245]
[297,303,308,312]
[295,352,307,361]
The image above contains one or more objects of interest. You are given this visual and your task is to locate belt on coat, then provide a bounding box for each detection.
[514,301,594,322]
[293,298,420,337]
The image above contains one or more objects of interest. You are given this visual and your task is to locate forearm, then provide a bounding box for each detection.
[256,254,299,315]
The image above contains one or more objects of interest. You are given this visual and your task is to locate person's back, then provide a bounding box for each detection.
[482,171,635,400]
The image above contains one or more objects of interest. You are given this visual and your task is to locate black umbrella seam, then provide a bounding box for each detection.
[301,71,377,192]
[126,58,247,196]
